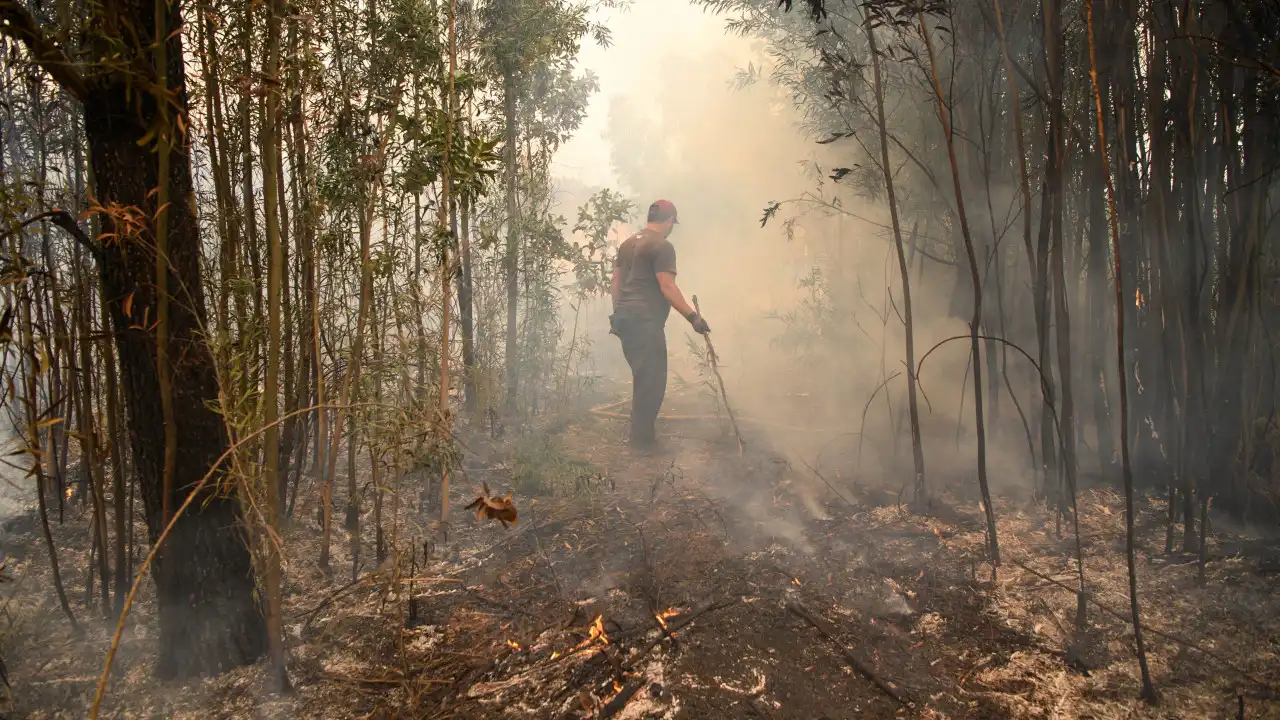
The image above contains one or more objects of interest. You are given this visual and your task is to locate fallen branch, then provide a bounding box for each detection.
[784,598,912,706]
[1011,559,1271,690]
[598,678,647,718]
[621,596,740,670]
[291,573,378,622]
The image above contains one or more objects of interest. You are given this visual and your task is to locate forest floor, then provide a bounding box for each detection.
[2,379,1279,719]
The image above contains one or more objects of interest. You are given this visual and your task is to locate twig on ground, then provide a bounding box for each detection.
[784,598,912,707]
[798,457,857,509]
[747,692,777,719]
[291,572,381,624]
[598,678,647,718]
[620,596,740,670]
[1011,559,1271,690]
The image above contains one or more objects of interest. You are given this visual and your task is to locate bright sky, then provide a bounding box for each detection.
[551,0,739,190]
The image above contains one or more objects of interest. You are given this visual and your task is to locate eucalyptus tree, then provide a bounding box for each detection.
[700,0,1279,701]
[477,0,613,414]
[1,0,267,678]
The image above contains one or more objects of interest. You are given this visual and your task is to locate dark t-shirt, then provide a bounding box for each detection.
[614,229,677,323]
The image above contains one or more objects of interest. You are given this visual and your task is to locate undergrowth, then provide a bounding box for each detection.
[511,433,605,498]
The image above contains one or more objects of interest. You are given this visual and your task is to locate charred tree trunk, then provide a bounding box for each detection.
[864,12,925,504]
[81,0,266,678]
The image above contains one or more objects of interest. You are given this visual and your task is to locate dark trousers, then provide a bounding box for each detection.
[615,316,667,444]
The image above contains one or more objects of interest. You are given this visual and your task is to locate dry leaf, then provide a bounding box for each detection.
[464,481,518,528]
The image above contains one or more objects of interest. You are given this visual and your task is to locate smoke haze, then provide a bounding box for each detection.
[552,1,1041,502]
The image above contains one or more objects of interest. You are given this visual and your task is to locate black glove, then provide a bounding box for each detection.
[608,313,621,337]
[687,311,710,335]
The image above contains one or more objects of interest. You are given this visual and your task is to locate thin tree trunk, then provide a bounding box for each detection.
[261,0,290,689]
[20,277,78,631]
[919,11,999,574]
[503,68,519,414]
[865,14,925,504]
[438,0,457,530]
[459,192,476,413]
[1086,0,1156,701]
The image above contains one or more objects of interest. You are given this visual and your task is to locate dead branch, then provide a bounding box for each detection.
[0,2,89,101]
[292,573,378,623]
[621,596,739,671]
[1011,560,1271,690]
[692,295,745,455]
[0,210,104,264]
[598,678,647,718]
[784,598,912,707]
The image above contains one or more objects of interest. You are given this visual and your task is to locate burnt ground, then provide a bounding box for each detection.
[2,381,1279,719]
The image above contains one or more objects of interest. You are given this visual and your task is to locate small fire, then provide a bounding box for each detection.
[550,650,561,660]
[505,639,522,651]
[612,680,623,693]
[64,487,73,501]
[589,615,609,645]
[655,608,679,631]
[933,527,943,538]
[572,615,609,652]
[792,577,802,586]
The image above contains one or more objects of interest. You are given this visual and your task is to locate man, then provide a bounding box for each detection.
[609,199,711,450]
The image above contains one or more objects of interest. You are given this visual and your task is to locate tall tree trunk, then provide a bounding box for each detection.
[84,0,267,678]
[1086,0,1156,701]
[919,10,999,573]
[864,14,925,504]
[261,0,290,688]
[459,193,476,413]
[438,0,457,529]
[503,68,519,414]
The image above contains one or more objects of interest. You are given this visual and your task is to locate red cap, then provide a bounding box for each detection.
[649,199,678,223]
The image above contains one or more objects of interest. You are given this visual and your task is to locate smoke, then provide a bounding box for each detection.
[552,1,1044,521]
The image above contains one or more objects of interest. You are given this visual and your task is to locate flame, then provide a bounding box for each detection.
[933,527,943,538]
[792,577,802,586]
[64,487,73,500]
[505,639,521,651]
[550,650,561,660]
[1135,287,1144,308]
[589,615,609,645]
[613,680,623,693]
[655,608,679,631]
[572,615,609,652]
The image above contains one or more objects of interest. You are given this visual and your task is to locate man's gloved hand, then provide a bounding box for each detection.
[608,314,621,337]
[687,311,711,335]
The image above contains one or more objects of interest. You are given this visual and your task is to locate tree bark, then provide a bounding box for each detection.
[83,0,266,678]
[919,10,999,573]
[503,68,520,414]
[864,14,925,504]
[1086,0,1156,700]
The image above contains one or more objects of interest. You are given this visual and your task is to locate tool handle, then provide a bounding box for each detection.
[692,295,701,315]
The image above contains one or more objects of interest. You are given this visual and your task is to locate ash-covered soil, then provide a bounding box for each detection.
[2,385,1278,719]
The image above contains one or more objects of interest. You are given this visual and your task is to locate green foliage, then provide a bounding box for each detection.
[570,188,632,297]
[764,267,857,366]
[510,432,600,496]
[673,334,725,418]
